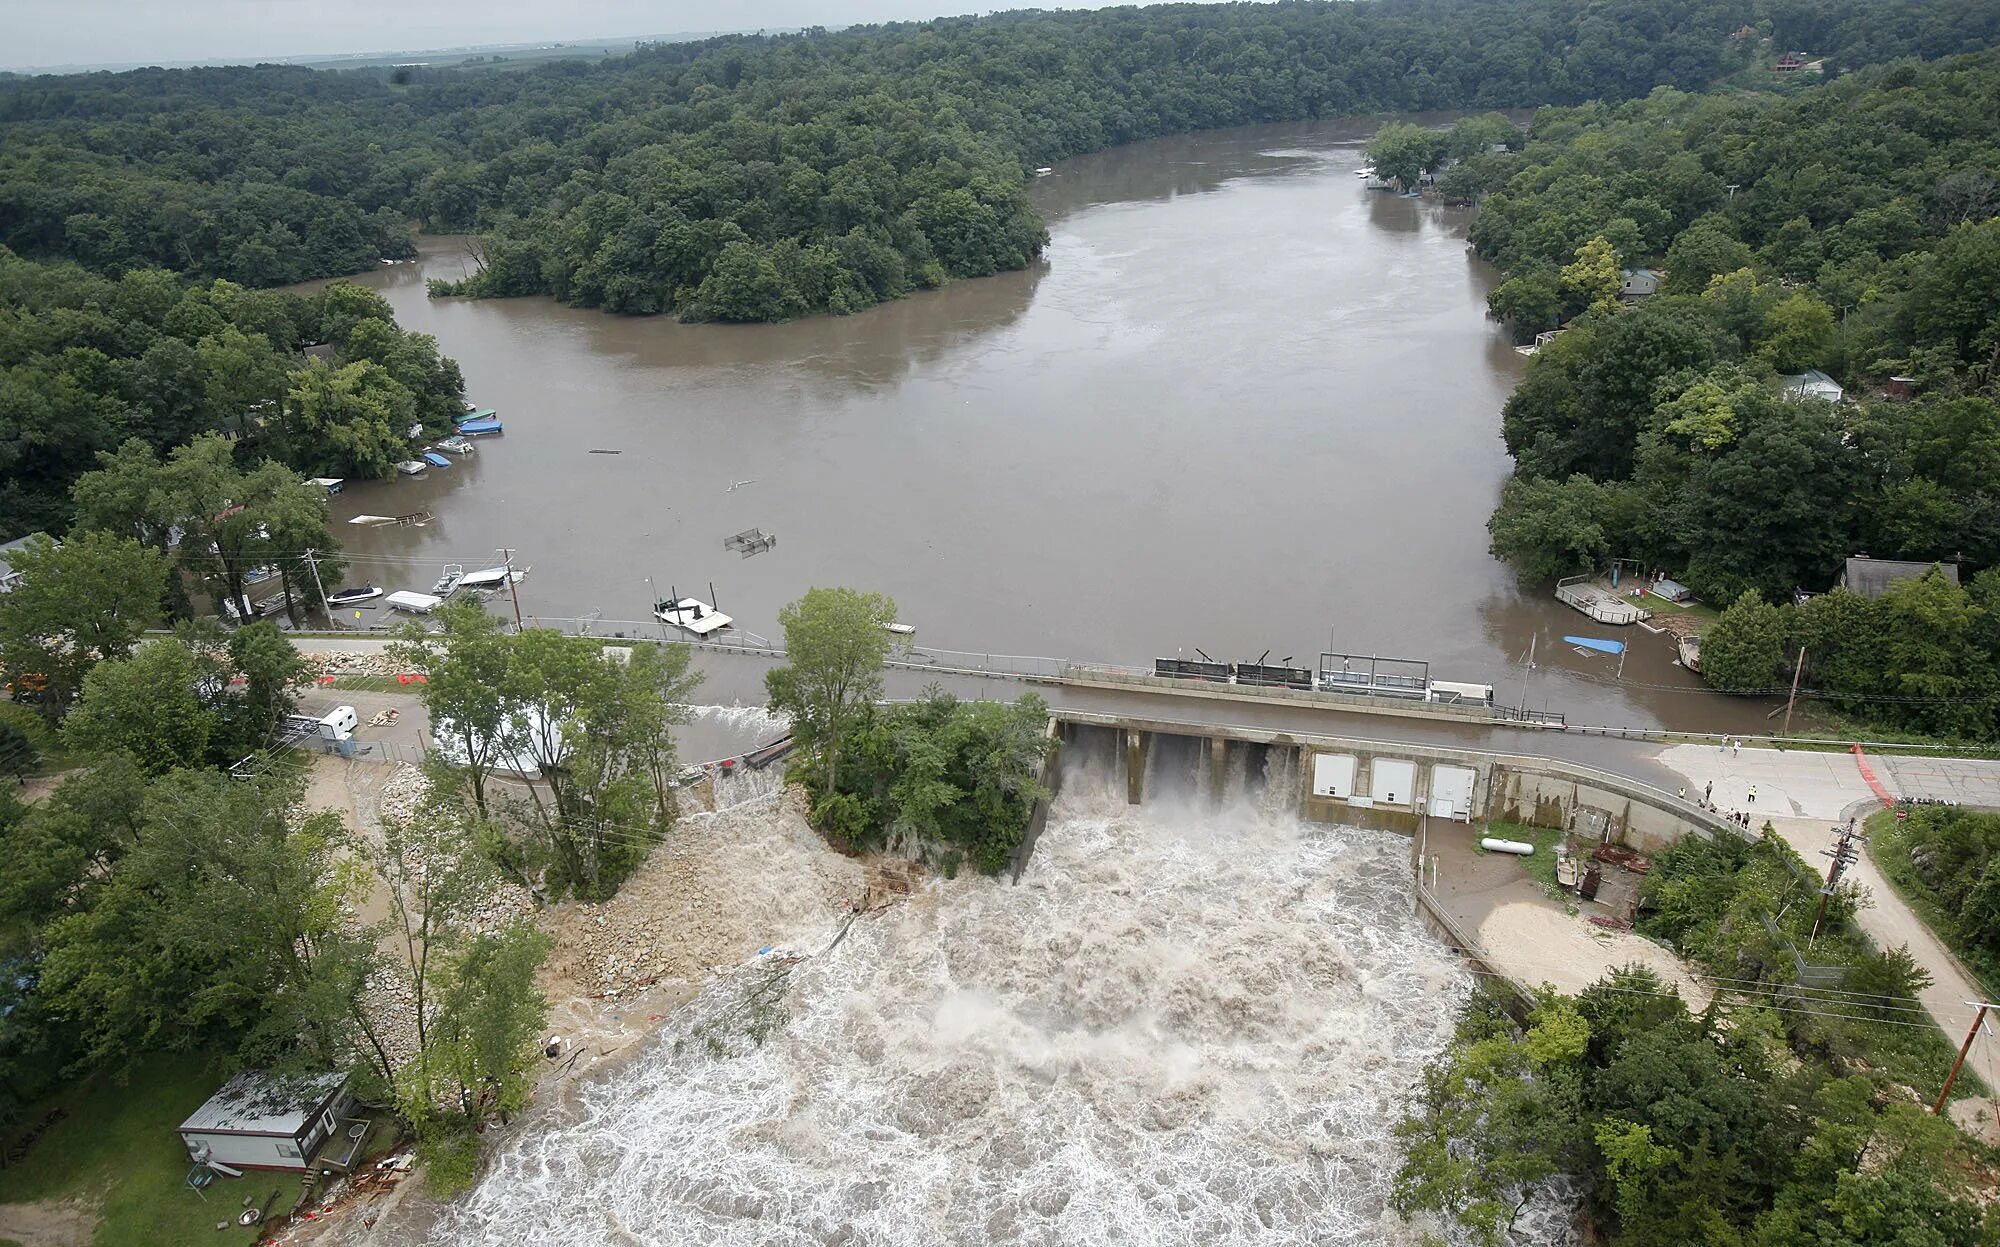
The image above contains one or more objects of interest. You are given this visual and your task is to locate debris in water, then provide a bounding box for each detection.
[724,527,777,557]
[589,449,623,455]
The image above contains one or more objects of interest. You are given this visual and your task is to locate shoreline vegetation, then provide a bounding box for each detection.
[1454,49,2000,739]
[1,0,1995,324]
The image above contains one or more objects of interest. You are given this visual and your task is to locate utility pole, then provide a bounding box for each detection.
[304,548,330,619]
[1518,633,1537,715]
[1935,1002,1996,1114]
[1783,645,1807,736]
[1812,818,1865,944]
[497,548,524,632]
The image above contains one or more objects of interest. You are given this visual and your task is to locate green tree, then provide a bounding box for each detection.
[60,640,213,772]
[228,621,307,749]
[1486,474,1632,582]
[1701,590,1790,693]
[766,587,896,802]
[0,532,167,716]
[1558,236,1623,318]
[1662,216,1756,296]
[275,358,417,479]
[393,602,513,816]
[1758,292,1837,373]
[1366,122,1446,192]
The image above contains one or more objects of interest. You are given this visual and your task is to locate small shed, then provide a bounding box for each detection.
[1619,268,1662,300]
[1837,556,1959,600]
[1648,577,1694,604]
[1781,369,1844,403]
[178,1070,353,1172]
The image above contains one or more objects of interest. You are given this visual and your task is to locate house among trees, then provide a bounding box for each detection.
[178,1070,361,1173]
[1774,51,1812,71]
[0,535,50,593]
[1780,369,1844,402]
[1836,556,1960,600]
[1618,268,1662,300]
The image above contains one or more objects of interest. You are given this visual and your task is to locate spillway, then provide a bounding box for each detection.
[420,749,1476,1246]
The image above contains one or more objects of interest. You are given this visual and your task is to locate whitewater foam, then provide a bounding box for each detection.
[421,762,1474,1247]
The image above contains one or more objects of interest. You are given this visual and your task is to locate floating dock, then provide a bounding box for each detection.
[1555,574,1651,625]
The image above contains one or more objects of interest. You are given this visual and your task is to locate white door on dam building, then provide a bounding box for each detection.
[1370,758,1416,806]
[1312,753,1356,799]
[1428,765,1476,821]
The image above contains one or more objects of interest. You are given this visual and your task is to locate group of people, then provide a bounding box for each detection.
[1677,759,1760,829]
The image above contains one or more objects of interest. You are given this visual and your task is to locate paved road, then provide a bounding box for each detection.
[1657,743,2000,1127]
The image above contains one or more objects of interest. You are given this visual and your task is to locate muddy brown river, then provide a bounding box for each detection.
[312,117,1771,734]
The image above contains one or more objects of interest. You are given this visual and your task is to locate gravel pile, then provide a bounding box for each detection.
[541,784,866,1000]
[305,649,411,676]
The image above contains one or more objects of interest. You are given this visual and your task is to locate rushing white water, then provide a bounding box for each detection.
[426,751,1472,1247]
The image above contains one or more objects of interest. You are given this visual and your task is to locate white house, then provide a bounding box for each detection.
[178,1070,356,1172]
[1781,369,1844,403]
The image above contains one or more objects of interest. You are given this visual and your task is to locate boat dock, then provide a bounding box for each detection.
[1555,574,1651,625]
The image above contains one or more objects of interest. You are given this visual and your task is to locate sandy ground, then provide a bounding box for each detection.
[1424,821,1712,1007]
[0,1199,95,1247]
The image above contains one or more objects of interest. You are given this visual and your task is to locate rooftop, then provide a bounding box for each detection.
[1841,556,1959,600]
[178,1070,347,1137]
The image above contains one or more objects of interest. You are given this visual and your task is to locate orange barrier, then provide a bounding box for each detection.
[1851,744,1896,808]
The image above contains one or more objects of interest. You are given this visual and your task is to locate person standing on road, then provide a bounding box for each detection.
[1734,739,1743,757]
[1748,784,1757,805]
[1705,780,1714,802]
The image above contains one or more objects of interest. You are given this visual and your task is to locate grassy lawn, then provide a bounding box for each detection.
[1639,595,1722,628]
[315,673,410,693]
[0,1051,272,1247]
[1479,821,1574,907]
[1866,809,2000,1002]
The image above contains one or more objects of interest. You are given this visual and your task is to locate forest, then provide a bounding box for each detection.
[4,0,2000,322]
[1459,50,2000,736]
[0,249,464,539]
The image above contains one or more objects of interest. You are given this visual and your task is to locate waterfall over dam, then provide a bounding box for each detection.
[413,741,1480,1247]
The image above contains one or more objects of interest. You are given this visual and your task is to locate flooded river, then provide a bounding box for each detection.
[317,116,1762,733]
[412,755,1485,1247]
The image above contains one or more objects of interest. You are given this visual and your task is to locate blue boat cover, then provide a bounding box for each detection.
[1564,635,1625,655]
[423,452,452,467]
[457,417,502,434]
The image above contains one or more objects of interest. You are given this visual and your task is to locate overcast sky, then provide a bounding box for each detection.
[9,1,1092,73]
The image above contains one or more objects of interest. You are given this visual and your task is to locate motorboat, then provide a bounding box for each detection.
[884,622,916,635]
[436,436,475,454]
[395,460,429,476]
[654,597,733,636]
[325,584,383,607]
[422,451,452,469]
[432,564,466,596]
[456,416,503,436]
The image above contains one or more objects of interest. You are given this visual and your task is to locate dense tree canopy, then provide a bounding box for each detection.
[5,0,1998,323]
[1462,49,2000,734]
[0,250,463,539]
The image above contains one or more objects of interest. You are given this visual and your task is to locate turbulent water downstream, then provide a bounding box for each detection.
[419,754,1472,1246]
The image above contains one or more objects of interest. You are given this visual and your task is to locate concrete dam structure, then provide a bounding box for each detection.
[1029,709,1736,870]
